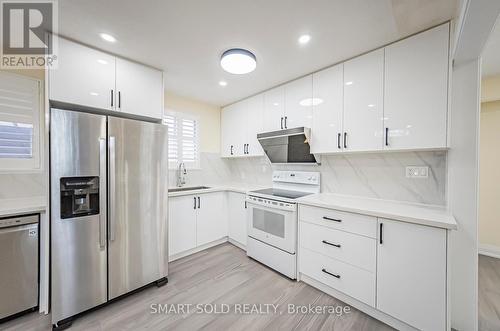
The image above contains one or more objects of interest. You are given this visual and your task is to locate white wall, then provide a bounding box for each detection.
[448,58,480,331]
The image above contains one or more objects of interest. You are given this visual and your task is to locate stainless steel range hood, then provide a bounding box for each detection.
[257,127,318,164]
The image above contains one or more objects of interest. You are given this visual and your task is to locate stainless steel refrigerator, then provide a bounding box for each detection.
[50,108,168,329]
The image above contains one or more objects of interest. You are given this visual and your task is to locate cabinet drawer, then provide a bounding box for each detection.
[300,221,376,272]
[300,248,375,307]
[299,205,376,238]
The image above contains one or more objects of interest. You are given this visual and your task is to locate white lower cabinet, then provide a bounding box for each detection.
[227,192,247,246]
[376,218,446,331]
[169,192,227,258]
[298,205,448,330]
[169,195,197,256]
[196,192,227,246]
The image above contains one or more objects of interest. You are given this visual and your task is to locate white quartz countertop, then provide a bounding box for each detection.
[297,193,457,230]
[0,196,47,218]
[167,183,267,197]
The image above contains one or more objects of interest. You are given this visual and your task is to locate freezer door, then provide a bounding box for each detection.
[108,116,168,299]
[50,109,107,324]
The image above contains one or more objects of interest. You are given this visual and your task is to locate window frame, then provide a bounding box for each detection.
[0,71,44,173]
[163,109,201,170]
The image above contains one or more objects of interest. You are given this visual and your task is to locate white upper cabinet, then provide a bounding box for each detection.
[221,103,244,157]
[263,86,285,131]
[310,64,344,153]
[284,75,313,129]
[243,94,264,156]
[115,58,163,120]
[377,218,446,331]
[383,23,449,150]
[50,37,164,120]
[343,49,384,152]
[50,37,115,111]
[221,94,263,158]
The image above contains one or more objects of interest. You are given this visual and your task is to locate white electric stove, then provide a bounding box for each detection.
[246,171,320,279]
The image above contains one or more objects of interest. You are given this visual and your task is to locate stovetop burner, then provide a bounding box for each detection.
[250,188,313,200]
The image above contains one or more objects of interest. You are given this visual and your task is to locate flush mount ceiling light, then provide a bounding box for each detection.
[299,98,324,107]
[100,33,116,43]
[298,34,311,45]
[220,48,256,74]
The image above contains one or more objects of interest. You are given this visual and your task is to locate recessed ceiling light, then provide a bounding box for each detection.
[299,98,323,107]
[97,59,108,65]
[100,33,116,43]
[298,34,311,45]
[219,81,227,87]
[220,48,256,75]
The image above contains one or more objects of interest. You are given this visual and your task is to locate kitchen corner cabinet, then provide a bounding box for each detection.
[50,37,163,120]
[221,94,264,157]
[383,23,449,150]
[227,192,247,246]
[377,218,446,331]
[310,64,343,153]
[169,192,227,257]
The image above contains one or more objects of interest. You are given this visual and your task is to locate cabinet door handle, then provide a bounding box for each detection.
[379,223,383,244]
[344,132,347,149]
[111,89,114,107]
[337,133,341,149]
[385,127,389,146]
[245,201,247,209]
[197,196,200,209]
[322,268,340,279]
[280,117,284,130]
[284,116,288,129]
[230,145,233,155]
[118,91,121,109]
[194,197,196,209]
[322,240,341,248]
[323,216,341,222]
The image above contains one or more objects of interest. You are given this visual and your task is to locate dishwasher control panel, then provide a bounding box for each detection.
[0,214,38,228]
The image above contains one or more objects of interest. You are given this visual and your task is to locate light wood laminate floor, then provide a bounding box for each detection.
[1,243,392,331]
[479,254,500,331]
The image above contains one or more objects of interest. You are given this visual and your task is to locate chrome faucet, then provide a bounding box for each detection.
[176,162,187,187]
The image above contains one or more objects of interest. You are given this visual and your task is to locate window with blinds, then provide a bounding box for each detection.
[163,112,200,169]
[0,72,41,170]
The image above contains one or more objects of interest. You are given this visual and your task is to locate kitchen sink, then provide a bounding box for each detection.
[168,186,211,193]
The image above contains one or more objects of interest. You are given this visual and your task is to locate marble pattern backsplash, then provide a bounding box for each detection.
[170,151,447,206]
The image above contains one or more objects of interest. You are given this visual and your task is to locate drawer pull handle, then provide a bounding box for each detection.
[322,240,341,248]
[322,268,340,279]
[323,216,342,222]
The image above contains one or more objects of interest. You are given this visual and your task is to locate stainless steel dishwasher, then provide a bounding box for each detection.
[0,214,39,320]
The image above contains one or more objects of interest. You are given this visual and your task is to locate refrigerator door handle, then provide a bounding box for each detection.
[109,136,116,241]
[99,138,107,248]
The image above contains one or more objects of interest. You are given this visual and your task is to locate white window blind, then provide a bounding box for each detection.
[163,112,200,169]
[0,72,41,170]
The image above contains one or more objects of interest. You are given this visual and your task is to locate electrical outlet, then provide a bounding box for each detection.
[406,166,429,178]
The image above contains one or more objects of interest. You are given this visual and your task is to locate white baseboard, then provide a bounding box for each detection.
[169,237,228,262]
[479,244,500,259]
[227,238,246,250]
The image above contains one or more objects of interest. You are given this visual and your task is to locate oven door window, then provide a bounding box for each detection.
[252,208,285,238]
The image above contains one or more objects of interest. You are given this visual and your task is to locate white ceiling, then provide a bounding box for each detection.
[482,15,500,78]
[58,0,457,106]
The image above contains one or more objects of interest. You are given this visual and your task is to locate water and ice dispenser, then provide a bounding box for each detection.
[60,177,100,219]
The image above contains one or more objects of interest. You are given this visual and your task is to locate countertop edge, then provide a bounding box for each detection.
[297,199,457,230]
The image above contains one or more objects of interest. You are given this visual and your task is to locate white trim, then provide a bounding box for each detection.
[228,237,246,250]
[479,244,500,259]
[163,109,200,170]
